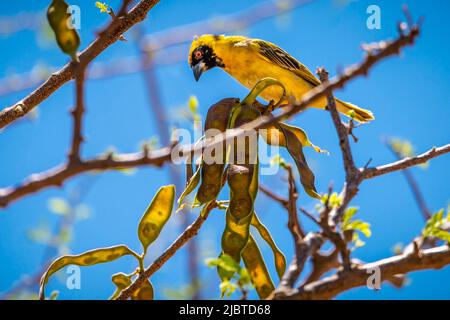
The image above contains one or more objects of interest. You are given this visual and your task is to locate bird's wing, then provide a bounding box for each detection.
[250,40,321,87]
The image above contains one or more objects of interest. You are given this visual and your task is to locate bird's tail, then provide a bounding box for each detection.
[335,98,374,123]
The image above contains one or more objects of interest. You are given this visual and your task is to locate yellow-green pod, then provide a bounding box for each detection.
[221,211,252,261]
[219,105,261,279]
[47,0,80,60]
[242,235,275,299]
[39,245,139,299]
[261,122,327,154]
[110,272,132,300]
[195,98,237,205]
[131,280,154,300]
[251,213,286,280]
[278,124,320,199]
[138,185,175,254]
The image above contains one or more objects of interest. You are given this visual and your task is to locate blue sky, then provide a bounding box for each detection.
[0,0,449,299]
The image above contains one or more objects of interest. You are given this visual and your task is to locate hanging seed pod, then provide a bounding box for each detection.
[261,122,327,154]
[219,105,260,280]
[195,98,238,205]
[242,235,275,299]
[47,0,80,60]
[251,212,286,280]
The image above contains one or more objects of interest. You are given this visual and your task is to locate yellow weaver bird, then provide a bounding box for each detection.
[188,34,374,123]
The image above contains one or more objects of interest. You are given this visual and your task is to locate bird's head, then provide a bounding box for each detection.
[189,34,225,81]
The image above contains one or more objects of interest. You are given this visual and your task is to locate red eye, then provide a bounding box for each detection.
[194,50,203,60]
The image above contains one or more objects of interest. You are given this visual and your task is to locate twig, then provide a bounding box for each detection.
[0,147,172,208]
[116,201,217,300]
[317,68,357,180]
[274,245,450,300]
[259,184,289,207]
[0,0,161,129]
[68,63,86,163]
[285,165,305,240]
[386,142,431,220]
[276,232,323,293]
[362,144,450,179]
[303,249,340,285]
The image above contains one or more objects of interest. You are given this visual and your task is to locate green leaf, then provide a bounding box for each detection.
[47,0,80,60]
[206,254,240,273]
[342,207,358,225]
[138,185,175,253]
[27,223,52,244]
[39,245,139,299]
[269,154,288,168]
[95,2,111,13]
[422,208,450,243]
[278,124,320,199]
[321,192,342,208]
[241,235,275,299]
[251,212,286,280]
[48,197,70,215]
[341,207,371,249]
[219,280,237,298]
[188,95,199,114]
[345,220,372,238]
[238,268,251,286]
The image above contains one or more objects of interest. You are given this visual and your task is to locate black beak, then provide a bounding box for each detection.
[192,62,205,82]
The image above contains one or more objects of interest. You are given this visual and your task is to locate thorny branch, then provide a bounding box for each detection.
[116,201,218,300]
[68,64,87,164]
[0,0,161,129]
[276,245,450,300]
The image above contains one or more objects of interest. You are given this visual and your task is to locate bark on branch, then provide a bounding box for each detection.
[0,0,161,129]
[274,245,450,300]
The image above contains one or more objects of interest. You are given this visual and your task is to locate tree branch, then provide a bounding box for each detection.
[274,245,450,300]
[116,201,217,300]
[0,0,161,129]
[362,144,450,179]
[259,184,289,208]
[0,147,172,208]
[68,64,87,163]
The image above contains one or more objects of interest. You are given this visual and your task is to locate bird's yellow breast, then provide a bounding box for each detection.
[215,44,315,104]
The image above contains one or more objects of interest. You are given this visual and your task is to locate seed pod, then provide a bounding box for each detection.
[39,245,139,299]
[195,98,238,205]
[278,123,320,198]
[242,235,275,299]
[47,0,80,60]
[219,105,260,280]
[251,212,286,280]
[261,122,327,154]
